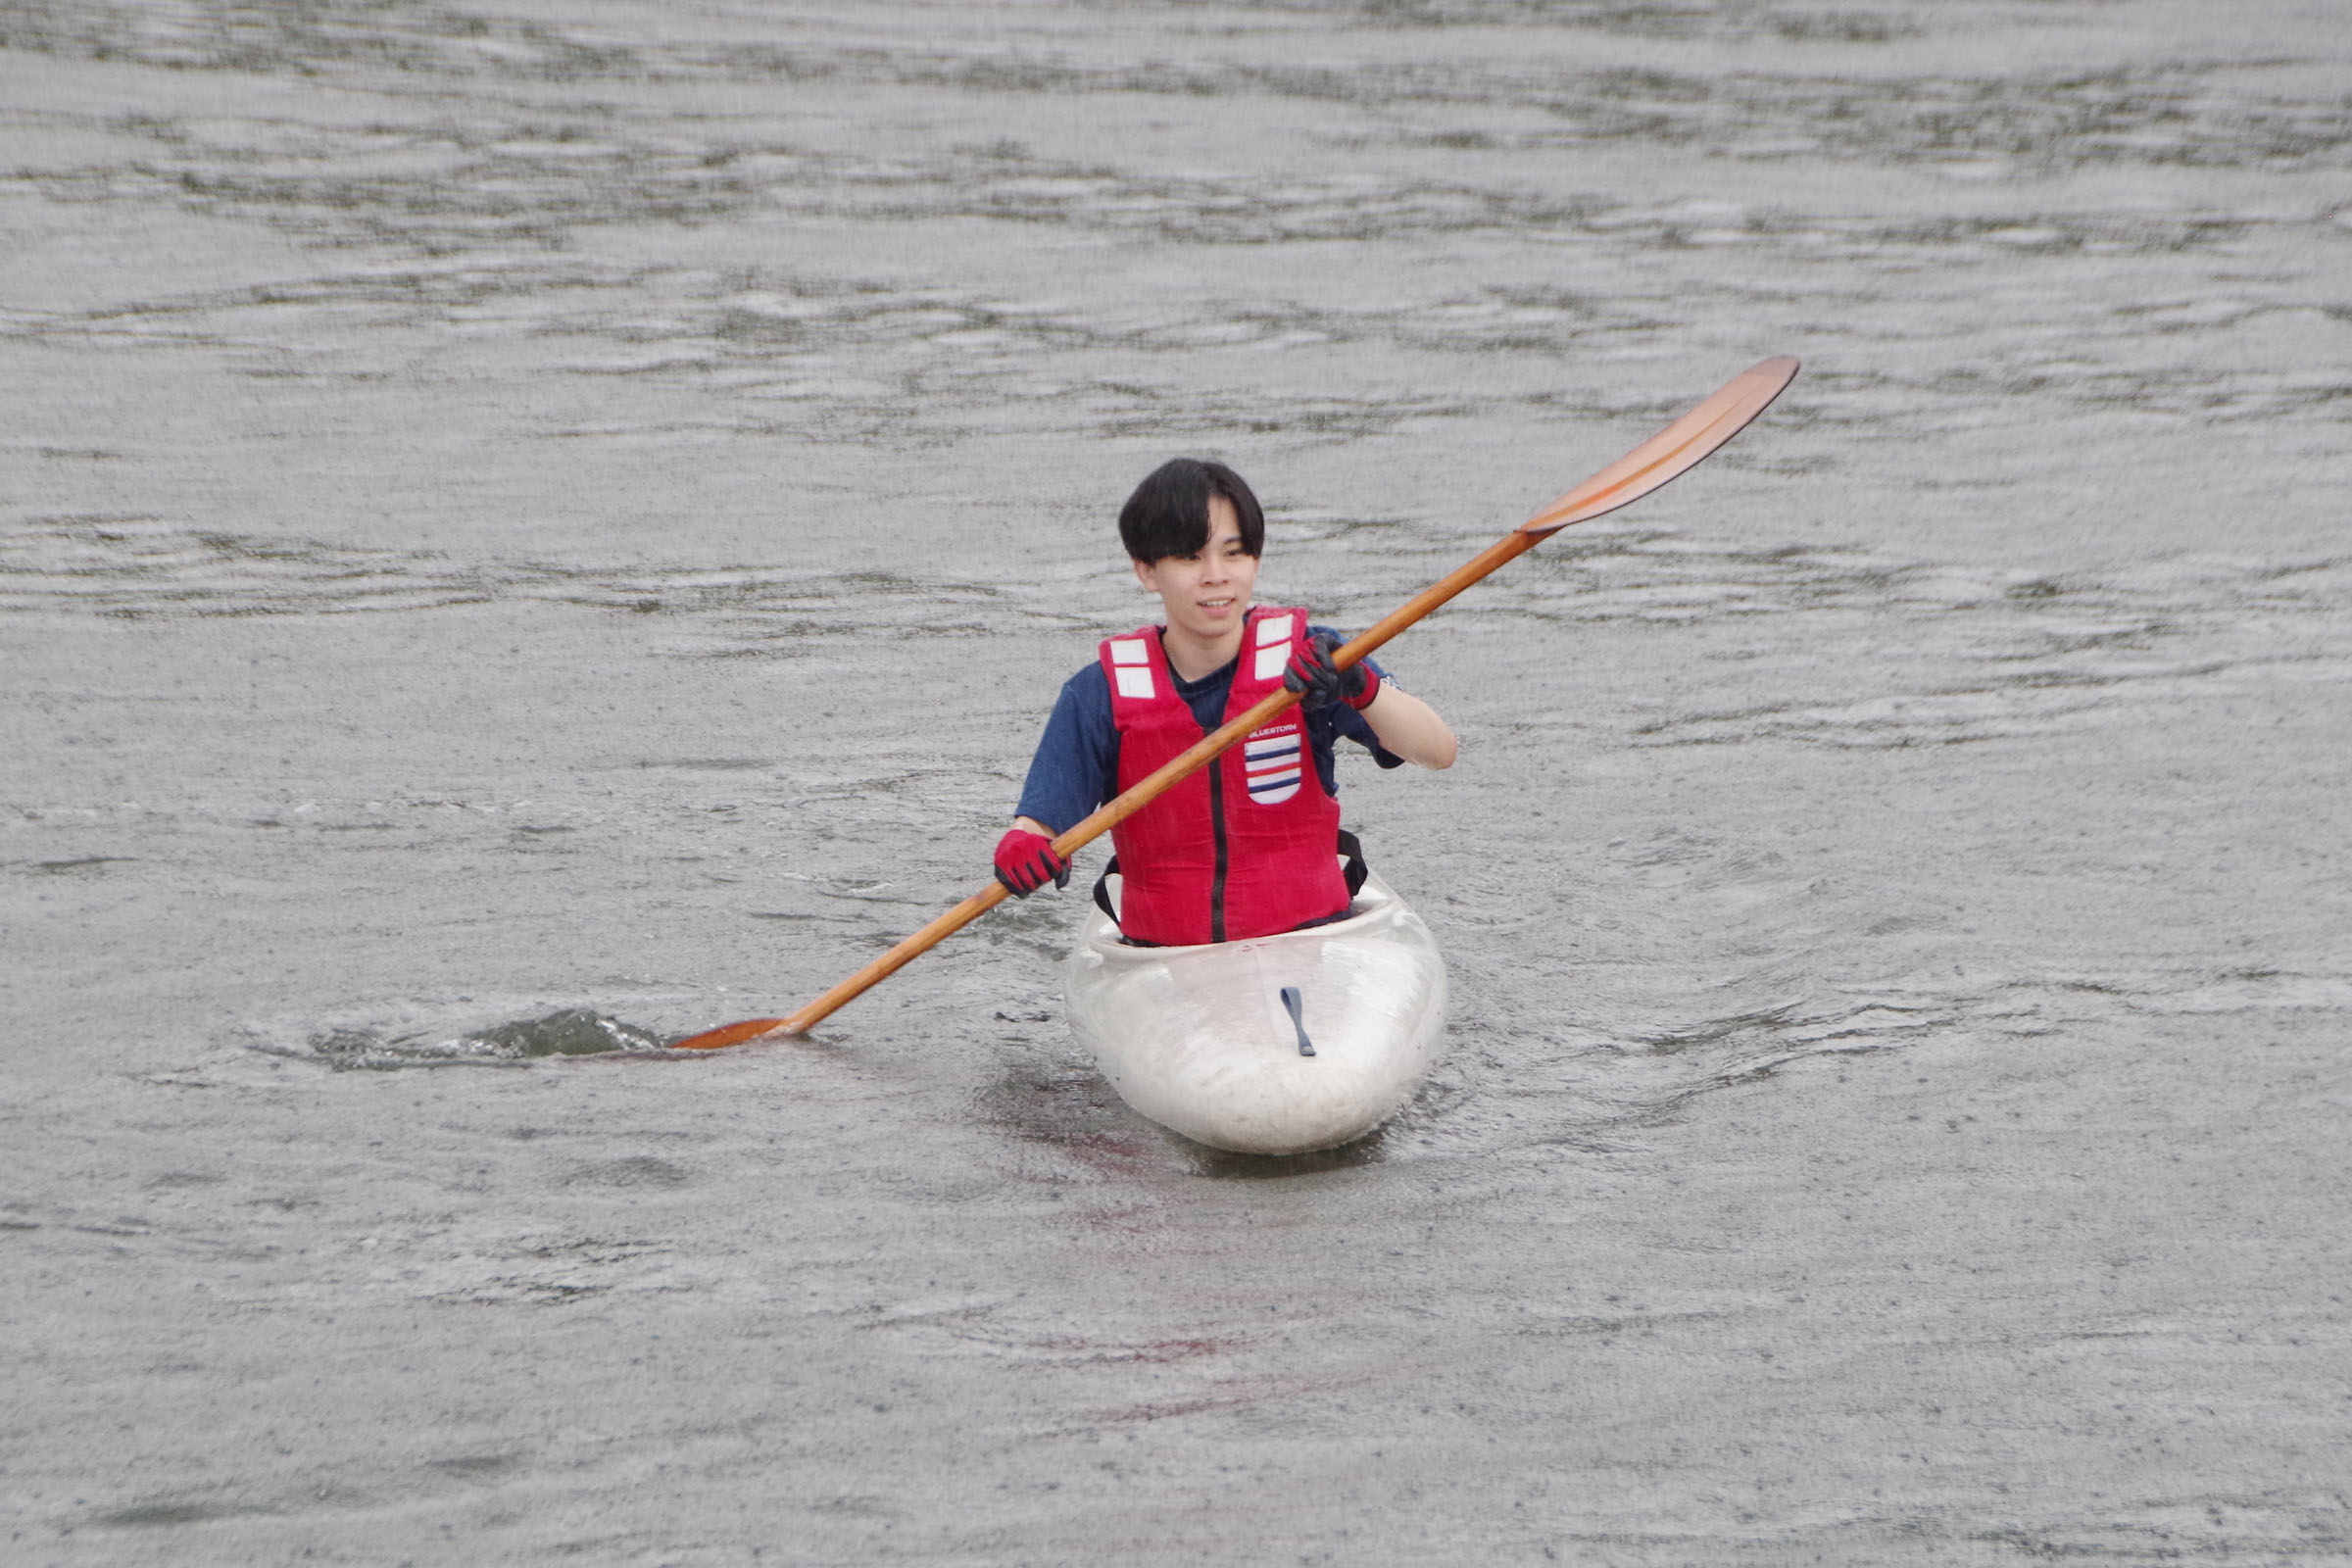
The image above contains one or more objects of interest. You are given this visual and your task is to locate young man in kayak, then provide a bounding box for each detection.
[994,458,1455,946]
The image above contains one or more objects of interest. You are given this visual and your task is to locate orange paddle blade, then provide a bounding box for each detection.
[670,1016,793,1051]
[1518,356,1798,538]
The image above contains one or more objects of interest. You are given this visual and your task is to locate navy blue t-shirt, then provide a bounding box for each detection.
[1013,625,1401,835]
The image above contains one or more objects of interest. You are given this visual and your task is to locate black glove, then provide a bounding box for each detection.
[1282,632,1380,711]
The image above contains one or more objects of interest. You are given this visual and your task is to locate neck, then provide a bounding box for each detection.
[1159,617,1247,683]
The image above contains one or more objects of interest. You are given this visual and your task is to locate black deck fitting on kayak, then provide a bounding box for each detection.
[1279,986,1315,1057]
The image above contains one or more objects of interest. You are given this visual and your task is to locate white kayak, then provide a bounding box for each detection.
[1061,872,1448,1155]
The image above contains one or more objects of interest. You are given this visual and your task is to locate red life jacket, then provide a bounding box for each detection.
[1102,606,1348,946]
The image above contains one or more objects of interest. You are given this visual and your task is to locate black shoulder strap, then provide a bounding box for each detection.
[1336,829,1369,898]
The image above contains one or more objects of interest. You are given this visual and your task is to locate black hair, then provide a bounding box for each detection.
[1117,458,1265,564]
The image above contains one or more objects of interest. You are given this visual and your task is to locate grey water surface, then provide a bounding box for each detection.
[4,1,2348,1562]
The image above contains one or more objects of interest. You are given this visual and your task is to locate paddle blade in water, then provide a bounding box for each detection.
[1518,356,1798,538]
[669,1016,796,1051]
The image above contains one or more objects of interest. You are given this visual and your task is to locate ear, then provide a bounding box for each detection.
[1132,558,1158,593]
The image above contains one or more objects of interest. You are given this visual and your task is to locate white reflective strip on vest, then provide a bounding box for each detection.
[1254,613,1295,646]
[1252,644,1289,682]
[1108,638,1150,665]
[1113,664,1155,700]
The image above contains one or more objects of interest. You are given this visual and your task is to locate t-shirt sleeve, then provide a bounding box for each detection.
[1308,624,1405,769]
[1013,662,1119,833]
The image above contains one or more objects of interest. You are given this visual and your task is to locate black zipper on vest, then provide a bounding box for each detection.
[1207,750,1229,944]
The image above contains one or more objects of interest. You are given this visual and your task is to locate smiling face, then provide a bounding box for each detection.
[1133,493,1260,676]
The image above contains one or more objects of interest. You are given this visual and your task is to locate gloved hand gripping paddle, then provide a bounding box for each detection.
[1283,632,1379,711]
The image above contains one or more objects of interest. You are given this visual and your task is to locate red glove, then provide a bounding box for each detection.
[1283,632,1379,711]
[993,828,1071,896]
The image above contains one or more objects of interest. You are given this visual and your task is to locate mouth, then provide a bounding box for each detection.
[1197,597,1236,614]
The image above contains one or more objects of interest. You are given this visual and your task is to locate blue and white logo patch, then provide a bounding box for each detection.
[1243,721,1304,805]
